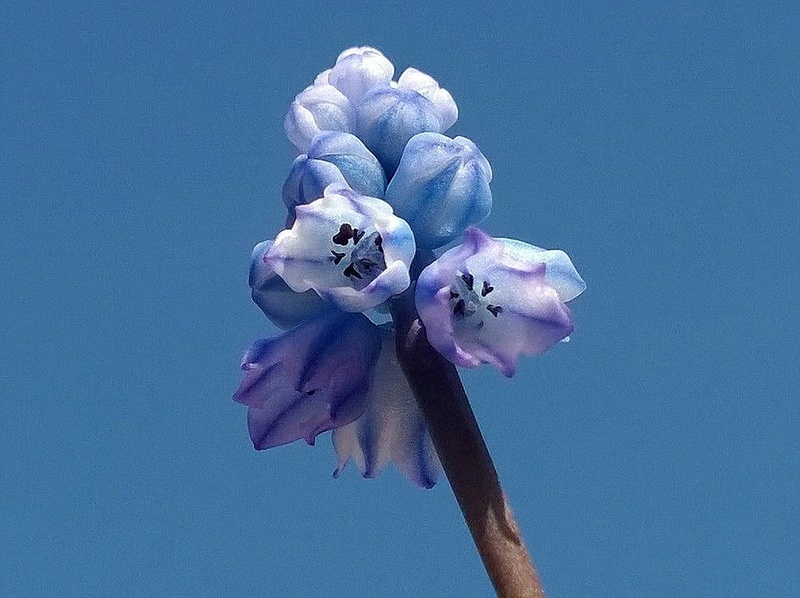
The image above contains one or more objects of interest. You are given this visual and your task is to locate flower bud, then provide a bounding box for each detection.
[384,133,492,248]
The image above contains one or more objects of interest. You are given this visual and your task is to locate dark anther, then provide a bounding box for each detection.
[353,228,365,244]
[486,304,503,317]
[449,289,460,299]
[358,258,377,272]
[461,272,474,290]
[332,223,354,245]
[374,234,383,253]
[306,389,317,396]
[481,280,494,296]
[343,263,363,279]
[330,250,346,265]
[453,298,466,317]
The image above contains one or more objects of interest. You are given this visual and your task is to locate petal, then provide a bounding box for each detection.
[496,238,586,302]
[328,46,394,103]
[284,84,354,153]
[333,329,439,488]
[415,229,578,376]
[356,88,443,176]
[249,240,329,329]
[385,133,492,248]
[397,67,458,131]
[233,312,381,449]
[266,186,415,312]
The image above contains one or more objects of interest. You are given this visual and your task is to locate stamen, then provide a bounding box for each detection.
[353,229,365,244]
[330,250,346,265]
[486,305,503,317]
[453,298,466,317]
[450,289,460,299]
[461,272,474,290]
[342,263,363,279]
[481,280,494,296]
[332,223,355,245]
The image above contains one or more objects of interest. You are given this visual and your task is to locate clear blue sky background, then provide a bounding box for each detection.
[1,2,797,596]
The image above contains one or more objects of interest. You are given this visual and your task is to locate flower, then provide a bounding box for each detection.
[233,311,381,449]
[235,46,585,488]
[384,132,492,249]
[415,228,585,376]
[333,328,440,488]
[233,310,440,487]
[284,83,353,153]
[265,185,415,313]
[282,131,386,226]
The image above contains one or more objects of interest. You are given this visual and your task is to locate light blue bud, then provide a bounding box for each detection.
[384,133,492,249]
[283,132,387,225]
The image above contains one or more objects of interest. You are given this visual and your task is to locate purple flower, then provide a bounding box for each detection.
[233,312,439,487]
[233,312,381,449]
[265,185,415,313]
[415,228,585,376]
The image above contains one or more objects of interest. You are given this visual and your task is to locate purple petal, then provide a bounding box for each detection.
[233,312,381,449]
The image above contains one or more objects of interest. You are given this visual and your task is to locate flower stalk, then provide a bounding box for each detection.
[390,265,545,597]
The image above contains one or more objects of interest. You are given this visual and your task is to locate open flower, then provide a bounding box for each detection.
[415,228,585,376]
[333,328,440,488]
[233,310,439,487]
[265,185,415,312]
[233,312,381,448]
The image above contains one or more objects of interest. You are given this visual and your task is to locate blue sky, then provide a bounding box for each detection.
[1,1,797,596]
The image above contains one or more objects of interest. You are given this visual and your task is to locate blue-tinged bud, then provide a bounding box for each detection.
[327,47,394,103]
[284,84,353,153]
[356,88,443,177]
[283,132,387,226]
[384,133,492,249]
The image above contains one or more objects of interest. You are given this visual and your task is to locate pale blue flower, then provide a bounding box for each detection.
[385,132,492,249]
[415,228,585,376]
[265,185,415,313]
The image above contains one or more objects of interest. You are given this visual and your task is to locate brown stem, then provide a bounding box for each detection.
[390,285,545,598]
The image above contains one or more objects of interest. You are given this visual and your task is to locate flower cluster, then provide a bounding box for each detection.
[234,47,585,488]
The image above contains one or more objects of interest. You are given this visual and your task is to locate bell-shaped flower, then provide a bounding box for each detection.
[384,132,492,249]
[282,132,387,226]
[265,185,415,313]
[285,83,354,153]
[327,46,394,104]
[233,311,382,449]
[396,67,458,132]
[249,240,329,329]
[357,87,447,177]
[415,228,585,376]
[333,328,440,488]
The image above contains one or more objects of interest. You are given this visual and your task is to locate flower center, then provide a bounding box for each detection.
[449,271,502,326]
[329,222,386,290]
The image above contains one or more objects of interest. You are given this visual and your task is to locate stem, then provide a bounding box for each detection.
[390,285,545,598]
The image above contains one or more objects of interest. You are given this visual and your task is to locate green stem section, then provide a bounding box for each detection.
[390,282,545,598]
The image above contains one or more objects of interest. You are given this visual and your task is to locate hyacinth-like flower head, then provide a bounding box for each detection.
[234,47,585,488]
